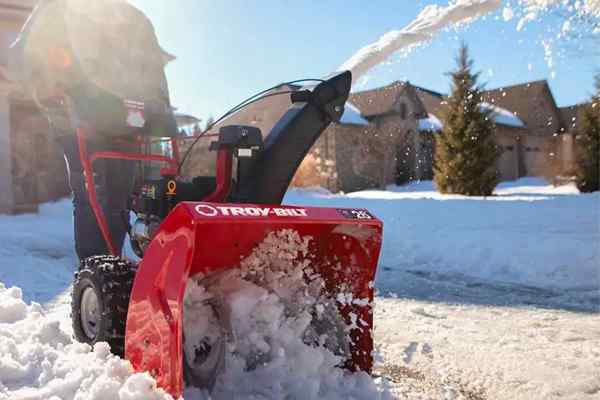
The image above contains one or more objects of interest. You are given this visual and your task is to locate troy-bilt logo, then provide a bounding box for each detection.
[195,204,308,217]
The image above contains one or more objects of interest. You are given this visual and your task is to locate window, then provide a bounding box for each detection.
[399,103,407,120]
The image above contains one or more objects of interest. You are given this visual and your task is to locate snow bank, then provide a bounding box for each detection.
[285,179,600,291]
[339,0,502,84]
[183,230,389,400]
[0,283,173,400]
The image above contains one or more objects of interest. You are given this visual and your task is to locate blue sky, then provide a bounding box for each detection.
[129,0,599,122]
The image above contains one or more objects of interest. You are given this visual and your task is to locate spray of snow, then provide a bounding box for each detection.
[505,0,600,72]
[517,0,600,19]
[183,230,387,400]
[338,0,502,84]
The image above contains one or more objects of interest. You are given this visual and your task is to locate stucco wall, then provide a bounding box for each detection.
[0,95,12,212]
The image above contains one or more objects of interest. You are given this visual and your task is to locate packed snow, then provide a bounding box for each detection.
[0,178,598,399]
[0,283,172,400]
[183,230,388,400]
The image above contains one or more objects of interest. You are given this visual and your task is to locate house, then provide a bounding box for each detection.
[320,79,583,192]
[322,82,439,192]
[0,1,71,214]
[181,78,582,193]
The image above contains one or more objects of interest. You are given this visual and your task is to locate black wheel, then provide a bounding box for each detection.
[183,296,228,391]
[71,255,136,356]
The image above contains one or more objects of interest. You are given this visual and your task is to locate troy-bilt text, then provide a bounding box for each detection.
[195,204,308,217]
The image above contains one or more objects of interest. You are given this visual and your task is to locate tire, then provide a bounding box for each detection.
[183,296,229,391]
[71,255,136,356]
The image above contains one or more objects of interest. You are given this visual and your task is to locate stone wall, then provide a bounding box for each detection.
[10,102,69,207]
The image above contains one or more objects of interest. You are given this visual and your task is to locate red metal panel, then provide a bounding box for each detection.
[125,202,383,398]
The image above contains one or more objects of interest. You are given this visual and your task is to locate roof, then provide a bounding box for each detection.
[174,112,201,127]
[413,84,528,129]
[414,86,445,118]
[349,81,414,117]
[482,80,561,135]
[346,79,569,133]
[340,102,369,125]
[480,102,526,128]
[418,114,442,132]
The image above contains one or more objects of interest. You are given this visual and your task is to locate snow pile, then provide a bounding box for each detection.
[480,102,526,127]
[339,0,502,84]
[0,283,173,400]
[417,113,443,132]
[340,102,369,125]
[286,178,600,291]
[183,230,388,400]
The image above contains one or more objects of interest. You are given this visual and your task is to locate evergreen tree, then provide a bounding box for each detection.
[434,44,500,196]
[575,75,600,193]
[205,115,215,131]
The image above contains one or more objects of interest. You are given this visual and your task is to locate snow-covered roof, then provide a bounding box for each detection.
[480,102,526,128]
[339,102,370,126]
[418,113,443,132]
[174,112,201,127]
[416,104,526,132]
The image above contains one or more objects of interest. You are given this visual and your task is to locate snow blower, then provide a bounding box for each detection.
[70,71,383,398]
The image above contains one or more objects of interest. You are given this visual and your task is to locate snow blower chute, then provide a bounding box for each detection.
[69,71,383,398]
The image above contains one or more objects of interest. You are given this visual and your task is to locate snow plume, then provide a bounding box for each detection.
[501,0,599,73]
[183,230,388,400]
[339,0,502,84]
[0,282,173,400]
[518,0,600,18]
[513,0,600,31]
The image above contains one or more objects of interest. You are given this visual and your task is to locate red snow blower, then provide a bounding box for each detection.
[70,71,383,398]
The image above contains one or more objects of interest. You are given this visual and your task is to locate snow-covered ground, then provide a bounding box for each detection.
[0,178,598,399]
[286,178,600,295]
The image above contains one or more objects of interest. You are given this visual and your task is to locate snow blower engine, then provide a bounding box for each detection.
[70,71,383,398]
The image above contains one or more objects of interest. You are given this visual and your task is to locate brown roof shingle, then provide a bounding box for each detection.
[414,86,445,118]
[349,81,409,117]
[482,80,561,136]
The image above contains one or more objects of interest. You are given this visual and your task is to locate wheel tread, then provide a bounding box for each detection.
[71,255,136,356]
